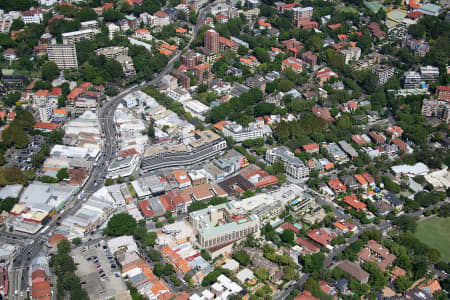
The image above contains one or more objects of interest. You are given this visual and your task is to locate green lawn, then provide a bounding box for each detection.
[336,6,358,13]
[415,217,450,262]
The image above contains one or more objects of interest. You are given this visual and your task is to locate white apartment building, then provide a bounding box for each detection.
[265,146,310,180]
[138,12,152,25]
[134,29,153,41]
[21,8,43,24]
[38,103,52,123]
[80,20,99,31]
[128,37,152,52]
[404,71,422,88]
[292,6,313,19]
[190,202,260,249]
[95,47,136,77]
[372,65,395,86]
[0,15,11,33]
[341,46,361,64]
[95,46,128,58]
[422,98,450,123]
[107,23,120,40]
[160,75,178,89]
[107,154,141,179]
[222,121,272,142]
[209,3,230,15]
[151,11,170,27]
[47,44,78,69]
[420,65,439,82]
[62,29,96,44]
[122,93,139,108]
[39,0,58,5]
[116,55,136,77]
[183,100,210,121]
[167,88,191,103]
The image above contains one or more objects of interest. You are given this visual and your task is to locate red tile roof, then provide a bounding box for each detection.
[33,122,61,131]
[312,107,334,122]
[67,88,83,99]
[296,237,320,253]
[34,89,48,97]
[392,138,407,151]
[32,280,51,300]
[215,14,228,20]
[328,23,341,30]
[48,233,66,246]
[343,194,366,210]
[333,219,356,232]
[328,178,346,193]
[294,290,319,300]
[213,121,227,131]
[155,11,169,18]
[437,85,450,91]
[22,8,42,17]
[362,172,375,184]
[282,57,304,71]
[337,34,349,41]
[307,228,336,246]
[67,168,88,186]
[102,2,114,10]
[168,190,185,206]
[354,174,368,186]
[280,222,301,234]
[406,11,423,19]
[352,134,368,145]
[78,82,92,90]
[7,111,15,120]
[138,200,154,217]
[302,143,319,152]
[418,280,442,294]
[136,29,149,34]
[160,195,175,211]
[32,269,46,283]
[258,19,271,27]
[219,36,238,48]
[49,87,62,97]
[119,148,138,157]
[391,266,406,279]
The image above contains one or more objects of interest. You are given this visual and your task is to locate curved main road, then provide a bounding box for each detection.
[8,5,212,299]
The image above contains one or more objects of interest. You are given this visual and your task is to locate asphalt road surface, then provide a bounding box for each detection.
[6,4,213,298]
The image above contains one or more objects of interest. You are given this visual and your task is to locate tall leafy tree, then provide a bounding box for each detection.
[41,61,60,81]
[104,213,138,236]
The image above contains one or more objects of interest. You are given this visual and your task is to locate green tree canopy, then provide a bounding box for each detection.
[233,250,251,266]
[104,213,138,236]
[254,267,269,280]
[281,229,295,244]
[393,215,417,232]
[56,168,69,181]
[41,61,60,81]
[103,9,123,22]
